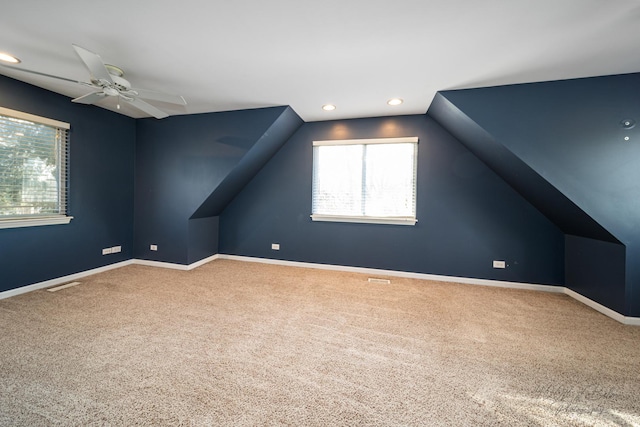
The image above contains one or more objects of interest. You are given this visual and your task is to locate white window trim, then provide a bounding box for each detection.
[311,214,417,226]
[0,106,71,229]
[311,136,418,226]
[312,136,418,146]
[0,216,74,229]
[0,107,70,130]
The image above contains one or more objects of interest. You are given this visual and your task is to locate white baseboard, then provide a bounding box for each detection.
[217,254,564,293]
[0,260,134,300]
[625,317,640,326]
[563,288,640,326]
[218,254,640,326]
[3,253,639,326]
[0,255,220,300]
[132,254,219,271]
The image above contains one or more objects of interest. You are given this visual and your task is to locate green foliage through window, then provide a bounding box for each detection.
[0,107,69,220]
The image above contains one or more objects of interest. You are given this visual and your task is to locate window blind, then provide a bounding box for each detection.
[312,137,418,225]
[0,107,70,221]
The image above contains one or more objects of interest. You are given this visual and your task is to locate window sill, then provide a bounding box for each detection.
[0,216,73,229]
[311,214,416,226]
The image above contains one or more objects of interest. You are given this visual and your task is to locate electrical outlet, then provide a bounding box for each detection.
[271,243,280,250]
[150,244,158,251]
[493,260,506,269]
[102,247,112,255]
[112,246,122,253]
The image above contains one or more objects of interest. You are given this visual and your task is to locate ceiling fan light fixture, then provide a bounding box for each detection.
[105,64,124,77]
[0,52,21,64]
[4,44,183,119]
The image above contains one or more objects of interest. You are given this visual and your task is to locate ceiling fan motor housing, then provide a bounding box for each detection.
[92,73,132,97]
[110,74,131,91]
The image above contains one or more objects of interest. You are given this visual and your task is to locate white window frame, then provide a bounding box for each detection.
[0,106,72,229]
[311,136,418,226]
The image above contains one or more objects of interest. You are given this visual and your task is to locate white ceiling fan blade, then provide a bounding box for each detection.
[72,91,107,104]
[0,63,86,85]
[130,88,187,105]
[72,44,113,84]
[127,97,169,119]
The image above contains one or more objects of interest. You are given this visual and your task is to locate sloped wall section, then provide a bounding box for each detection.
[431,73,640,316]
[191,107,303,219]
[134,106,302,265]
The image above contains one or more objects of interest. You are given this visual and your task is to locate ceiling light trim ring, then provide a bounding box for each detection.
[0,52,21,63]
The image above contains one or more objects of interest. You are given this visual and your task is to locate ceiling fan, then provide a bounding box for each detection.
[0,44,186,119]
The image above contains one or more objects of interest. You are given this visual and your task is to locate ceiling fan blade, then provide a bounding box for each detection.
[127,97,169,119]
[72,44,113,84]
[130,88,187,105]
[0,63,84,85]
[72,91,107,104]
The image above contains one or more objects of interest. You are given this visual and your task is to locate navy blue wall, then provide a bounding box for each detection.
[191,107,303,218]
[219,115,565,285]
[0,75,135,292]
[439,74,640,243]
[565,235,626,314]
[188,216,219,265]
[437,73,640,316]
[429,93,619,243]
[134,106,296,264]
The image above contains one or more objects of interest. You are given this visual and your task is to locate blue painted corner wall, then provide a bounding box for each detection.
[428,93,619,244]
[191,107,303,218]
[432,73,640,316]
[134,106,302,265]
[0,75,135,292]
[218,115,565,285]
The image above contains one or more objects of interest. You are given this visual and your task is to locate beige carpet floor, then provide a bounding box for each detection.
[1,259,639,426]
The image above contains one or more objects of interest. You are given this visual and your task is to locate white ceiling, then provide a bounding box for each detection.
[1,0,639,122]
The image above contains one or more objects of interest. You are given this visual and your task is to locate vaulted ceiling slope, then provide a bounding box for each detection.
[429,72,640,316]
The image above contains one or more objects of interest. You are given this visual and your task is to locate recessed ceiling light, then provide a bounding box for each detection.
[0,52,21,64]
[387,98,403,106]
[620,119,636,129]
[322,104,336,111]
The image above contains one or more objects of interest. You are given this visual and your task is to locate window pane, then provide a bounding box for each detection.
[311,138,418,224]
[363,143,416,217]
[313,145,363,216]
[0,111,68,219]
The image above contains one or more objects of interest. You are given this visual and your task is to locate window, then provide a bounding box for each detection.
[0,106,71,229]
[312,137,418,225]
